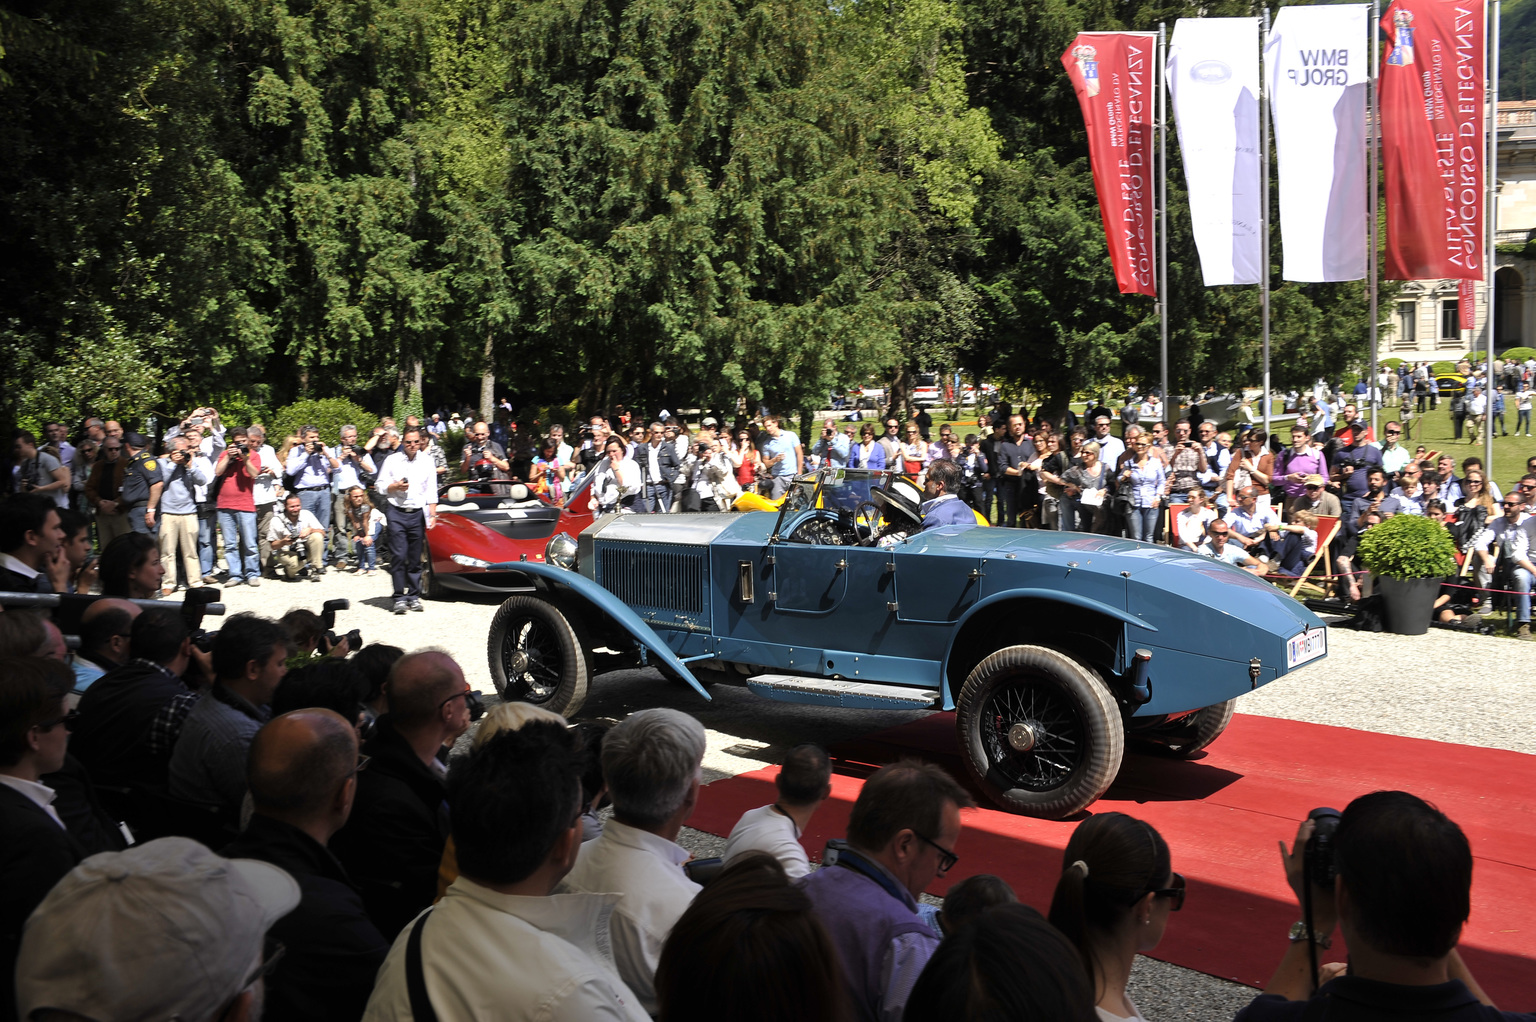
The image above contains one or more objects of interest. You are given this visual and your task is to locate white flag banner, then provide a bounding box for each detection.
[1265,4,1369,281]
[1167,18,1263,285]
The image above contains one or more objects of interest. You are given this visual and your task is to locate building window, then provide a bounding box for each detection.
[1441,300,1461,342]
[1396,301,1417,347]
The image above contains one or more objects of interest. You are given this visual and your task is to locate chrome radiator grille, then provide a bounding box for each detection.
[597,542,706,614]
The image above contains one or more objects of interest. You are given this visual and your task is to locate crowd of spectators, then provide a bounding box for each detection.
[0,617,1523,1022]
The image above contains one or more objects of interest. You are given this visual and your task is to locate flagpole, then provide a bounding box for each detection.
[1369,0,1380,441]
[1261,8,1272,438]
[1159,22,1169,418]
[1485,0,1499,477]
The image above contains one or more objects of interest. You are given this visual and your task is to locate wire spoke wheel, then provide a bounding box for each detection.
[486,595,590,716]
[956,645,1123,818]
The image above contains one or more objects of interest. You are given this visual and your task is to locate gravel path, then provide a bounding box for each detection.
[205,569,1532,1018]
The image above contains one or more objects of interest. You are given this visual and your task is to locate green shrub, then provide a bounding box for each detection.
[269,397,375,446]
[1461,351,1486,364]
[522,399,581,432]
[393,388,424,429]
[1356,513,1458,580]
[1431,361,1458,376]
[1380,357,1404,371]
[1500,346,1536,363]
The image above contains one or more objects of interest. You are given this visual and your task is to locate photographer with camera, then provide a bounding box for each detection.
[214,426,263,586]
[11,430,71,510]
[376,428,438,615]
[460,420,511,496]
[679,435,732,512]
[267,494,327,581]
[1240,793,1514,1021]
[574,416,611,471]
[156,436,211,593]
[811,416,851,470]
[329,424,375,567]
[284,425,340,554]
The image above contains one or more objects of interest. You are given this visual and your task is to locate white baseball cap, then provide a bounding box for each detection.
[18,837,300,1021]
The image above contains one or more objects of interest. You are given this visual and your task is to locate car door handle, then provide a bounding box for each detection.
[737,560,755,603]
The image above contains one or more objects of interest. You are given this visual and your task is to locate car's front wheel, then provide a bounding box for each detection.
[486,596,591,716]
[955,645,1124,819]
[1139,699,1236,759]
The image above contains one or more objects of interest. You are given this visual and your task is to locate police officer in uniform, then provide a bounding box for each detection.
[120,432,164,535]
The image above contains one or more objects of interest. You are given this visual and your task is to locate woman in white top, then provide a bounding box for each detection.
[1174,489,1216,550]
[589,437,642,514]
[1048,813,1182,1022]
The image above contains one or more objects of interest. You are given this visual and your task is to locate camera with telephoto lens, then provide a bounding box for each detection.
[1303,806,1342,888]
[696,442,709,456]
[321,598,364,654]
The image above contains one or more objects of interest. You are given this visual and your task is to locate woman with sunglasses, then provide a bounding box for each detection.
[1048,812,1182,1022]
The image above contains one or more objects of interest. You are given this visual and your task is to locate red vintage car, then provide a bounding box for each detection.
[423,466,598,597]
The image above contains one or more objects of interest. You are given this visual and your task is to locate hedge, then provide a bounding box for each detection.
[1380,357,1405,371]
[268,398,376,445]
[1500,346,1536,363]
[1431,361,1459,376]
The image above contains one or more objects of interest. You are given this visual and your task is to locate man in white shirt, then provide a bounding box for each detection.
[722,743,831,879]
[1225,486,1281,551]
[245,424,283,583]
[374,428,438,615]
[267,494,327,580]
[557,709,706,1014]
[364,720,648,1022]
[1467,386,1488,445]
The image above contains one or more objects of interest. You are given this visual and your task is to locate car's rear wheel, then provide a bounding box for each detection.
[1143,699,1236,759]
[955,645,1123,819]
[421,539,447,600]
[487,596,591,716]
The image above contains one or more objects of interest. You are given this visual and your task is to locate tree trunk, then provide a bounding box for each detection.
[479,327,495,424]
[887,366,913,423]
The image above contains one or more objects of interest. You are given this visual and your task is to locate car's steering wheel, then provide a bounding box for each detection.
[853,501,881,546]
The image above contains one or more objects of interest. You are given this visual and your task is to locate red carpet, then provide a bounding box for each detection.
[692,713,1536,1007]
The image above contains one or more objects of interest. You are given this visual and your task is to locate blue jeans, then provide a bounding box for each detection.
[644,482,672,513]
[217,509,259,580]
[1511,566,1533,624]
[353,536,379,570]
[297,487,331,532]
[1518,409,1531,434]
[197,509,216,575]
[1126,505,1159,541]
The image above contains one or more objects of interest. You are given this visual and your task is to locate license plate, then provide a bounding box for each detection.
[1286,627,1327,668]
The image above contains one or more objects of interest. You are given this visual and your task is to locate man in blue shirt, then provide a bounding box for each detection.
[284,426,340,550]
[811,417,851,469]
[919,461,978,532]
[758,417,803,500]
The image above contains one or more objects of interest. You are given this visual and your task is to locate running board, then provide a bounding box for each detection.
[745,674,942,710]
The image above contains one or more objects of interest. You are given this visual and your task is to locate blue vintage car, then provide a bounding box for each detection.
[463,468,1328,818]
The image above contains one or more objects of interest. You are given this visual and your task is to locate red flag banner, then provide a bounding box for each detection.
[1460,277,1477,330]
[1062,32,1159,297]
[1380,0,1485,281]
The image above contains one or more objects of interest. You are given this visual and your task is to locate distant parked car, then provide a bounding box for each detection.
[1435,373,1468,398]
[462,468,1329,819]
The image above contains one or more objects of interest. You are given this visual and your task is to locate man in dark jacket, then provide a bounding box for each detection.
[330,650,472,938]
[0,657,84,1022]
[70,609,199,793]
[223,708,388,1022]
[0,493,64,595]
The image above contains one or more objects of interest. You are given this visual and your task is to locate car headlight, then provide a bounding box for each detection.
[545,532,578,570]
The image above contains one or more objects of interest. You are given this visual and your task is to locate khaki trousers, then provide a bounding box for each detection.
[96,509,131,552]
[273,533,325,579]
[157,512,200,588]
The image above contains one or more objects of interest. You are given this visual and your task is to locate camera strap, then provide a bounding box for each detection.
[405,908,440,1022]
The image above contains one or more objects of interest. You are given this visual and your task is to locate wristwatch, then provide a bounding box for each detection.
[1288,921,1332,949]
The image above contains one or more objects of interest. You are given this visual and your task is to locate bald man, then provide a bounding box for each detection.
[73,598,142,694]
[222,710,388,1022]
[330,651,472,938]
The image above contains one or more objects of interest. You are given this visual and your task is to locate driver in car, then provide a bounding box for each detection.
[919,460,978,532]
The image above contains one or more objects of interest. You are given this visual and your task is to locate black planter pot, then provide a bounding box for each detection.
[1376,575,1440,635]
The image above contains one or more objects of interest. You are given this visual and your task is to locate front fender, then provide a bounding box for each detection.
[481,559,710,702]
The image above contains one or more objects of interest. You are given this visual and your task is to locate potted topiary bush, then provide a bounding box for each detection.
[1356,514,1459,635]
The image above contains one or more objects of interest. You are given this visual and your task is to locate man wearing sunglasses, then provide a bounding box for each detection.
[1468,495,1536,641]
[0,657,81,1016]
[801,761,976,1022]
